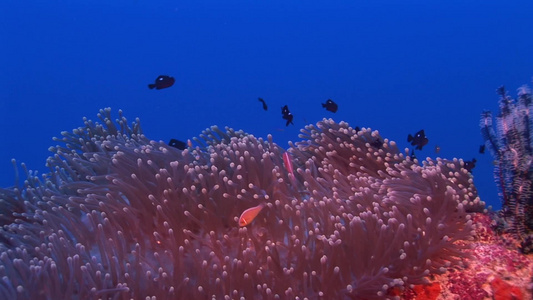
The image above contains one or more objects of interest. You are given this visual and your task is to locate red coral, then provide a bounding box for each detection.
[412,282,441,300]
[491,277,524,300]
[398,282,441,300]
[472,213,497,242]
[447,269,489,300]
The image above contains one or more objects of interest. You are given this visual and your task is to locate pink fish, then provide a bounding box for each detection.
[283,151,294,176]
[238,203,265,227]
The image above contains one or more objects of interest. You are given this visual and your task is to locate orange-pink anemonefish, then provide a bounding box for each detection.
[282,151,294,176]
[238,203,265,227]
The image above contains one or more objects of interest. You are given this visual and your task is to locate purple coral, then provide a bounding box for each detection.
[480,83,533,253]
[0,108,483,299]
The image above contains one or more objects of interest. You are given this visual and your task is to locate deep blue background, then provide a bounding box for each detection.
[2,0,533,210]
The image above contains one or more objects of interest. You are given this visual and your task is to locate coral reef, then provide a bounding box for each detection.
[399,213,533,300]
[481,83,533,253]
[0,108,484,299]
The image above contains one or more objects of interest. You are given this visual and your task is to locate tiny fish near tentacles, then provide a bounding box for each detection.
[238,203,265,227]
[283,151,299,187]
[168,139,187,150]
[463,158,477,173]
[283,152,294,176]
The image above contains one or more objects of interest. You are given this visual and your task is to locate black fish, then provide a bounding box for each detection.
[322,99,338,113]
[258,98,268,111]
[371,138,383,149]
[410,149,417,160]
[281,105,294,126]
[479,145,485,154]
[407,129,429,150]
[464,158,477,172]
[169,138,187,150]
[148,75,175,90]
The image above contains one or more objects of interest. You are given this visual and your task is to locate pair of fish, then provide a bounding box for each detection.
[255,99,292,126]
[148,75,175,90]
[257,98,338,127]
[281,100,337,126]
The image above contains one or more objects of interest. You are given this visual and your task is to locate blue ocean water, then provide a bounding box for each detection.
[1,0,533,210]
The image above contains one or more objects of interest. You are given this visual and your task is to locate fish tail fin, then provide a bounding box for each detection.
[148,84,155,89]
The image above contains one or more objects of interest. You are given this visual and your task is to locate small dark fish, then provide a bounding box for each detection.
[258,98,268,111]
[281,105,294,126]
[435,145,441,154]
[464,158,477,172]
[407,129,429,150]
[169,138,187,150]
[409,149,416,160]
[148,75,175,90]
[479,145,485,154]
[322,99,338,113]
[371,138,383,149]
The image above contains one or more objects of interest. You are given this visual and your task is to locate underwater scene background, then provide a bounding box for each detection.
[2,0,533,209]
[1,1,533,299]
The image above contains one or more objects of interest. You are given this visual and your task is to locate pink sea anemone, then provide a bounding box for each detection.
[0,108,484,299]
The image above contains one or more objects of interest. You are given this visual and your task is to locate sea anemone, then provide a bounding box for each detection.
[0,108,484,299]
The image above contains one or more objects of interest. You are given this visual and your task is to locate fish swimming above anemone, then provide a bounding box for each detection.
[322,99,338,113]
[148,75,175,90]
[281,105,294,126]
[407,129,429,150]
[258,97,268,111]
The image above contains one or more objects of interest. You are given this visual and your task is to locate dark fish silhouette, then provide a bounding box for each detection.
[322,99,338,113]
[435,145,441,154]
[258,98,268,111]
[464,158,477,172]
[148,75,175,90]
[407,129,429,150]
[479,145,485,154]
[169,138,187,150]
[281,105,294,126]
[410,149,417,160]
[371,138,383,149]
